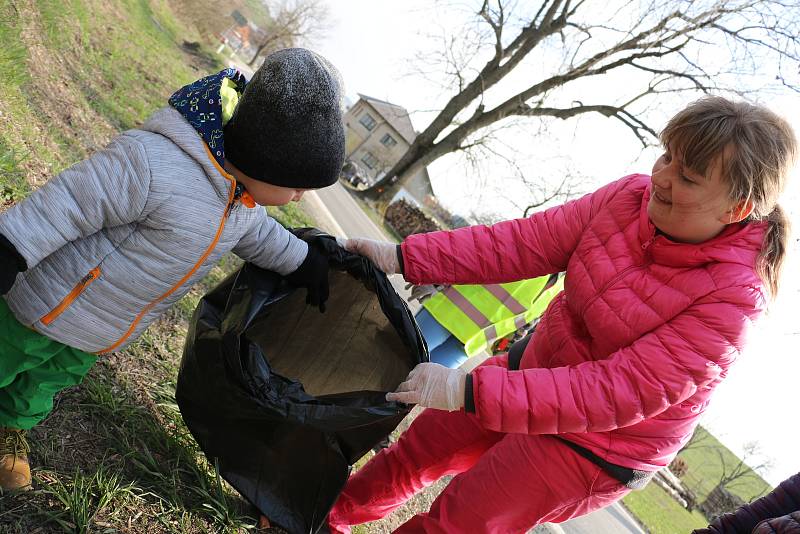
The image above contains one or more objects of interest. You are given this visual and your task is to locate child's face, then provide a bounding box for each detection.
[241,177,309,206]
[647,146,750,244]
[225,162,311,206]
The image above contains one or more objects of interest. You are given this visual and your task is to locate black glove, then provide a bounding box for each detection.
[285,241,330,313]
[0,234,27,295]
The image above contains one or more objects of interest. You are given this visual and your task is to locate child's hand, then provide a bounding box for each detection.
[342,238,400,274]
[0,234,26,295]
[387,363,467,411]
[285,241,330,312]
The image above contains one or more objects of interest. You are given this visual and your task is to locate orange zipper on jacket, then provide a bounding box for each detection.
[95,144,237,354]
[41,267,101,325]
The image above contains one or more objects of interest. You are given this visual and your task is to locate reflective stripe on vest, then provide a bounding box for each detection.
[423,275,563,357]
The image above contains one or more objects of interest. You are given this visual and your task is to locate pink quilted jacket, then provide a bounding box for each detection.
[401,174,768,471]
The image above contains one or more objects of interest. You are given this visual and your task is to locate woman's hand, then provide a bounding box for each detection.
[387,363,467,411]
[405,283,444,304]
[342,238,400,274]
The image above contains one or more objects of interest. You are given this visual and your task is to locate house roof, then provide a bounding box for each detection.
[234,24,252,45]
[357,94,417,144]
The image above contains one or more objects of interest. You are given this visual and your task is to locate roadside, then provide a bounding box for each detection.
[302,192,348,237]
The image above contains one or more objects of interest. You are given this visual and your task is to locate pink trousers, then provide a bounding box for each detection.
[328,402,631,533]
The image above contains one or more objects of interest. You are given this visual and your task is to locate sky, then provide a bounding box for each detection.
[314,1,799,486]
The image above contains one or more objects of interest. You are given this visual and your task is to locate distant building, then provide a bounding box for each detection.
[343,95,433,205]
[231,10,247,26]
[220,21,267,64]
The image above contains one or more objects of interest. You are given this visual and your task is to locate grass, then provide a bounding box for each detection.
[623,483,708,533]
[676,427,771,503]
[0,139,30,205]
[0,0,224,194]
[76,363,253,530]
[38,465,142,532]
[36,0,214,131]
[0,4,30,89]
[621,425,773,533]
[0,0,72,186]
[268,202,318,229]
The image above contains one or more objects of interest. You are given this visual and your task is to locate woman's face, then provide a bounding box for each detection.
[647,147,748,243]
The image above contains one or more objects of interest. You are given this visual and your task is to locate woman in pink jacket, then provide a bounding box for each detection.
[330,96,797,534]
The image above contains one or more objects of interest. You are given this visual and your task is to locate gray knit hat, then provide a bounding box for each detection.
[224,48,346,188]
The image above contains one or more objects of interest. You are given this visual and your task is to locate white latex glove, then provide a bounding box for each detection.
[405,283,443,304]
[386,363,467,411]
[342,237,400,274]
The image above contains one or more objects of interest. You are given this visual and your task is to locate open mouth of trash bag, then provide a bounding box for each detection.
[176,229,428,534]
[248,270,415,397]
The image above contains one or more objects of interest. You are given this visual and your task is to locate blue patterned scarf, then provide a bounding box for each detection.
[168,68,247,168]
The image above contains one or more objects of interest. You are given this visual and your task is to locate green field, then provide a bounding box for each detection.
[623,482,709,534]
[621,425,772,533]
[677,427,771,503]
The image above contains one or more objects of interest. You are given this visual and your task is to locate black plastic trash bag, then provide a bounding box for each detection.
[176,230,428,534]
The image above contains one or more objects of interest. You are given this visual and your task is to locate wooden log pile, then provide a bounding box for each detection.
[384,199,440,237]
[700,484,745,520]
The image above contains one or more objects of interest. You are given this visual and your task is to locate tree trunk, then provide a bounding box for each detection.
[248,43,268,66]
[362,130,466,201]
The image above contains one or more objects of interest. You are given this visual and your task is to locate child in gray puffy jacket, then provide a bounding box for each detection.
[0,48,346,491]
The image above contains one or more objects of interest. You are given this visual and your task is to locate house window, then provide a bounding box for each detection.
[380,133,397,147]
[361,151,379,169]
[359,113,377,131]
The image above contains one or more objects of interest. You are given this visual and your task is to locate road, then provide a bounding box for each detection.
[308,182,388,241]
[311,181,644,534]
[557,505,644,534]
[305,183,416,303]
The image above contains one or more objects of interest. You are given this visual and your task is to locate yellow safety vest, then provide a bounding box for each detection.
[422,274,563,357]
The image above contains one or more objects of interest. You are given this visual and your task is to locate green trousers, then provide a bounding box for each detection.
[0,298,97,430]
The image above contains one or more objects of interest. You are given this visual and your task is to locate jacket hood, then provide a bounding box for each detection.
[167,68,247,168]
[139,69,247,200]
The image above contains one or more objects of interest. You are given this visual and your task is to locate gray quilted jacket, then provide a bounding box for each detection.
[0,107,308,353]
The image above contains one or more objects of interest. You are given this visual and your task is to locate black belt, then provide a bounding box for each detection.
[505,335,654,490]
[507,332,532,370]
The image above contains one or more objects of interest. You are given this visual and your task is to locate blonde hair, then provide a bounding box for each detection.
[661,96,797,297]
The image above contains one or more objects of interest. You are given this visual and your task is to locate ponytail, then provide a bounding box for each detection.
[758,204,790,298]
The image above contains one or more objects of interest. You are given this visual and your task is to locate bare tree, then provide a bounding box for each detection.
[717,441,774,500]
[467,209,508,226]
[366,0,800,200]
[424,113,589,216]
[464,148,586,217]
[248,0,331,66]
